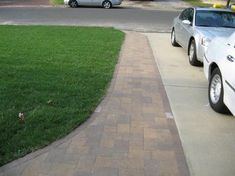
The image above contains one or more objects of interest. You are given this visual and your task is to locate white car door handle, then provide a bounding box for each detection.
[227,55,234,62]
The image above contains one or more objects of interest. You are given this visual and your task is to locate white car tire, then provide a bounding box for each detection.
[69,0,78,8]
[209,68,229,114]
[102,0,112,8]
[171,29,180,47]
[188,39,202,66]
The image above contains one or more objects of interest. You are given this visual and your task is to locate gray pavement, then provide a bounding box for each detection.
[0,7,180,32]
[146,33,235,176]
[0,32,190,176]
[0,0,190,10]
[122,0,190,10]
[0,0,49,6]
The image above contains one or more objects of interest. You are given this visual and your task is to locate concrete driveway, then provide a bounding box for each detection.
[146,33,235,176]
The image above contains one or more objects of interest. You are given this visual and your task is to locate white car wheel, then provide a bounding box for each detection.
[189,42,194,61]
[188,39,202,66]
[69,0,78,8]
[102,1,112,8]
[209,68,229,114]
[171,29,179,47]
[210,74,222,104]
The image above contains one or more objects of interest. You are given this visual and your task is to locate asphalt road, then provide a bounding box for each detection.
[0,7,180,32]
[0,0,48,6]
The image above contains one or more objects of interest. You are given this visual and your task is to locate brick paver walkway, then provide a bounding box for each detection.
[0,32,190,176]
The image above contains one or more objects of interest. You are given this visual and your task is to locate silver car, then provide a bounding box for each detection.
[171,7,235,66]
[64,0,122,8]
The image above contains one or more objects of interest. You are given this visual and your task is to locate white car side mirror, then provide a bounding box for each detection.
[182,20,191,25]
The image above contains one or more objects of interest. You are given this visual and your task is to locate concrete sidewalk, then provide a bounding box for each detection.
[0,32,190,176]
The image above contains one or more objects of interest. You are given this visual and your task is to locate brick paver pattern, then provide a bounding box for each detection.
[0,32,190,176]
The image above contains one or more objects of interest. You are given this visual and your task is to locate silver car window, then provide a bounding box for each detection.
[188,9,194,23]
[179,9,189,20]
[195,10,235,28]
[179,8,194,23]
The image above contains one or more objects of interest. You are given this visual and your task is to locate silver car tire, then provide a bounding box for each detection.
[102,0,112,8]
[188,39,202,66]
[69,0,78,8]
[171,29,179,47]
[209,68,229,114]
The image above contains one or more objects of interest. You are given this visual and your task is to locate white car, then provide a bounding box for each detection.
[171,7,235,66]
[204,32,235,116]
[64,0,122,8]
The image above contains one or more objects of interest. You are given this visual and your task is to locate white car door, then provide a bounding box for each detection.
[175,10,186,45]
[180,8,194,49]
[222,37,235,115]
[78,0,93,5]
[92,0,102,5]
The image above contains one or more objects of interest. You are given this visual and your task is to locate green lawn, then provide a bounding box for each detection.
[50,0,64,5]
[183,0,212,7]
[0,25,124,166]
